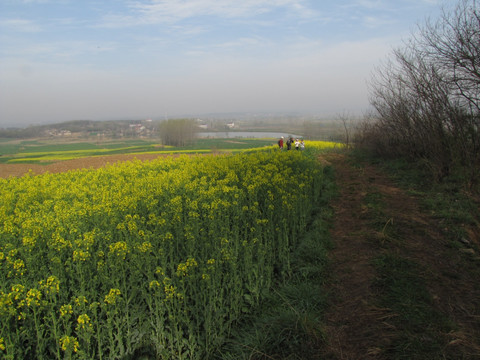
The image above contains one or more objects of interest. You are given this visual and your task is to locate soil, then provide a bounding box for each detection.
[1,153,479,359]
[321,153,480,359]
[0,153,180,178]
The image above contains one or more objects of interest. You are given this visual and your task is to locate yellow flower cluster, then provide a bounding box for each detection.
[176,257,198,277]
[25,288,42,307]
[59,335,79,353]
[109,241,129,260]
[73,249,90,262]
[38,276,60,295]
[137,241,153,253]
[149,280,161,289]
[59,304,73,317]
[74,296,88,308]
[104,288,121,305]
[76,313,93,331]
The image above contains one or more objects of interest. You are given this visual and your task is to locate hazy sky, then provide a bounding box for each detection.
[0,0,443,126]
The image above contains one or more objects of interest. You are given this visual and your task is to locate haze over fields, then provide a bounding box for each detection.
[0,0,442,127]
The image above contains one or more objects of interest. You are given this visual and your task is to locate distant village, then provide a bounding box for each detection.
[42,118,237,139]
[43,119,156,139]
[0,115,344,141]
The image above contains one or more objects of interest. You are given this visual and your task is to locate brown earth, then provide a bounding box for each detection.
[321,153,480,359]
[0,153,180,178]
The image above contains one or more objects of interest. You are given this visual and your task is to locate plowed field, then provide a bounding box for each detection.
[0,154,178,178]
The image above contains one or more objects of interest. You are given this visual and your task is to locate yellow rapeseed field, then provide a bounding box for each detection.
[0,147,330,359]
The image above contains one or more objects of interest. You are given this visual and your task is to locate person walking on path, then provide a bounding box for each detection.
[286,137,293,150]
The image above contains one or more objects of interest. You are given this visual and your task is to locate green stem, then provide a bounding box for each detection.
[49,311,61,360]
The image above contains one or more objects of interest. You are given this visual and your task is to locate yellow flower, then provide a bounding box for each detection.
[76,313,92,331]
[25,288,42,307]
[176,257,198,277]
[60,304,73,317]
[59,335,79,353]
[22,236,36,248]
[108,241,129,259]
[176,263,188,277]
[39,275,60,295]
[17,311,26,321]
[104,288,121,305]
[186,257,197,267]
[12,259,25,276]
[164,285,176,300]
[162,277,176,300]
[0,337,5,351]
[73,249,90,262]
[74,296,88,308]
[149,280,160,289]
[137,241,153,253]
[10,284,25,301]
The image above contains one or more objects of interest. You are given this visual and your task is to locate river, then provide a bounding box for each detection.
[198,131,302,139]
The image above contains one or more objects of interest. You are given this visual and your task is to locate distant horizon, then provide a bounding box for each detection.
[1,110,357,129]
[1,1,443,126]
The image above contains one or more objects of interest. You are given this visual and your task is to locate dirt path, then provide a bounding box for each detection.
[321,153,480,359]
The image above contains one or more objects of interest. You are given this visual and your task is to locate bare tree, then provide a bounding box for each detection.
[361,0,480,187]
[420,0,480,112]
[336,111,356,148]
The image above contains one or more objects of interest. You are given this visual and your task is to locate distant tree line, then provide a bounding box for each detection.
[357,0,480,190]
[0,127,36,139]
[0,120,156,139]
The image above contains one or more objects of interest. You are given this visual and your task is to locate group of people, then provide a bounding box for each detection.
[278,136,304,151]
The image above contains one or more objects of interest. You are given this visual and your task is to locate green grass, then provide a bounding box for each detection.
[372,254,453,360]
[376,154,478,249]
[0,138,279,163]
[351,149,480,358]
[179,138,276,150]
[423,191,478,243]
[0,142,24,156]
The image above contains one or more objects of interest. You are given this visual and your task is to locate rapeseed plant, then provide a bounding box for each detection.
[0,149,326,358]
